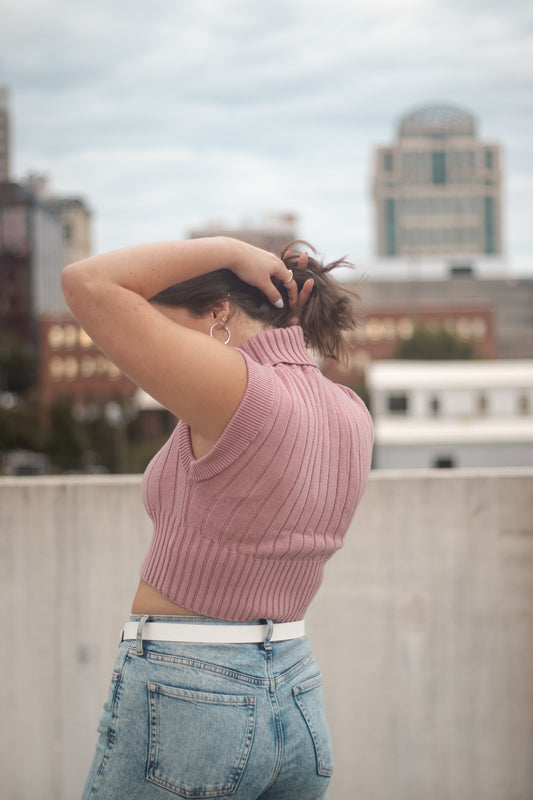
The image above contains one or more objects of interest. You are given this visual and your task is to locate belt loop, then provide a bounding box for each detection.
[136,615,150,657]
[263,619,274,651]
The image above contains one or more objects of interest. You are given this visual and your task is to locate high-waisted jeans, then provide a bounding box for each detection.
[81,616,332,800]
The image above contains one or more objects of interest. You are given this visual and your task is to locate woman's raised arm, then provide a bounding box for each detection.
[61,237,295,443]
[62,237,295,309]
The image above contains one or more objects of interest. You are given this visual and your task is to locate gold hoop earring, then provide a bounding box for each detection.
[209,319,231,345]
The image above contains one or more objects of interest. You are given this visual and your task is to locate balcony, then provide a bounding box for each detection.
[1,468,532,800]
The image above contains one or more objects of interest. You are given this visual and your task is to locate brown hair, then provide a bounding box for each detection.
[150,241,359,361]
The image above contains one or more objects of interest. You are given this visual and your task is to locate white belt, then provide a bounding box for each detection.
[121,619,305,644]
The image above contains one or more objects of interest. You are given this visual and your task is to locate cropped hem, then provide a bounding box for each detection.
[139,525,326,623]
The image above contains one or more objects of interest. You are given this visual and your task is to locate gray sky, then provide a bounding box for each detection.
[2,0,532,271]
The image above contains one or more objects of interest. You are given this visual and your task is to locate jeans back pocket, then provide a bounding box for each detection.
[147,682,256,798]
[293,674,334,778]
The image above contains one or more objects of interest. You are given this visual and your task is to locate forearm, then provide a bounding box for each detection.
[62,236,244,302]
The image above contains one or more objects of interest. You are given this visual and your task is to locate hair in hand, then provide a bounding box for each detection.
[150,241,359,362]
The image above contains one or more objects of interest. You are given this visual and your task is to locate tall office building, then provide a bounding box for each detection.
[373,103,503,259]
[0,182,64,343]
[0,177,92,342]
[0,86,10,181]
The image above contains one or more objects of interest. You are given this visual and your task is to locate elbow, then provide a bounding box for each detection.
[61,263,78,308]
[61,261,93,312]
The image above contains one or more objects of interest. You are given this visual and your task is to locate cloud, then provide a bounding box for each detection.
[1,0,532,267]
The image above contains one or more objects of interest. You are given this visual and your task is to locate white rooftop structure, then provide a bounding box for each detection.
[374,418,533,446]
[351,256,510,282]
[366,359,533,468]
[368,359,533,390]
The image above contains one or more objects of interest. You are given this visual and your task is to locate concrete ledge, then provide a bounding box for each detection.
[1,469,532,800]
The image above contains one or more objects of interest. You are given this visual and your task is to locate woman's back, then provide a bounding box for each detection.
[141,326,373,621]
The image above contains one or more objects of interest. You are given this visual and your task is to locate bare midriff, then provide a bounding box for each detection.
[131,579,204,616]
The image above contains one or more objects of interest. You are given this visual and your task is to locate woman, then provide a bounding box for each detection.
[62,236,373,800]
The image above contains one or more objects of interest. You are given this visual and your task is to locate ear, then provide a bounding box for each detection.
[210,299,232,321]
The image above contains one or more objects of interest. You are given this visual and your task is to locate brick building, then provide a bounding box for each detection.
[39,314,136,412]
[323,303,496,385]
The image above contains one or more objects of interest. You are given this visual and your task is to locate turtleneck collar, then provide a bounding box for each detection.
[237,326,319,369]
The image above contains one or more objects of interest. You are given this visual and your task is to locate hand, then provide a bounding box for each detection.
[229,239,298,308]
[283,249,315,324]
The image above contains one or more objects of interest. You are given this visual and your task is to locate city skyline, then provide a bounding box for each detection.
[1,0,531,272]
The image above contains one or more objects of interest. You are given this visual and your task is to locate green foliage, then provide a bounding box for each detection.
[1,386,166,474]
[82,413,118,472]
[394,325,478,360]
[0,401,44,452]
[0,332,38,394]
[43,397,86,471]
[346,380,371,412]
[127,435,168,474]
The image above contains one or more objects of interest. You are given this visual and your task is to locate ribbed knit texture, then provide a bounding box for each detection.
[140,326,373,621]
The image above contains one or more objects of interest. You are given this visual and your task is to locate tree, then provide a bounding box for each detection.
[393,325,478,360]
[0,401,44,452]
[43,397,86,472]
[0,332,38,395]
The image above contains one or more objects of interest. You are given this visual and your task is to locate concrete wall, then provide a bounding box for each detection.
[1,469,532,800]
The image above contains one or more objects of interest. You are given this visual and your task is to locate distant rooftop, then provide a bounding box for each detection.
[338,255,510,282]
[399,102,477,138]
[367,359,533,391]
[373,417,533,445]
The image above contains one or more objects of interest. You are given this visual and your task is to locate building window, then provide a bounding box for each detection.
[79,329,93,348]
[48,325,64,349]
[484,196,495,254]
[433,456,455,469]
[49,356,64,380]
[450,264,474,277]
[384,151,393,171]
[382,318,397,340]
[429,396,441,416]
[63,324,78,348]
[365,318,385,341]
[432,151,446,185]
[64,356,78,380]
[485,149,494,169]
[95,355,109,375]
[387,394,409,414]
[518,395,530,415]
[397,317,414,340]
[477,393,489,414]
[80,356,96,378]
[384,198,396,256]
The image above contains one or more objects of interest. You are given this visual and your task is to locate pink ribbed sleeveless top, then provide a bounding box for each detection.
[140,326,373,621]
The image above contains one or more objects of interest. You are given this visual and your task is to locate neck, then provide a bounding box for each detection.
[228,314,273,347]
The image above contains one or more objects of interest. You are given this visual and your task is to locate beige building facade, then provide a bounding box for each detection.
[188,212,298,254]
[23,172,92,267]
[49,195,93,266]
[373,103,503,259]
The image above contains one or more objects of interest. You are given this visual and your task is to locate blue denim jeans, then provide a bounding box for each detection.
[81,616,332,799]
